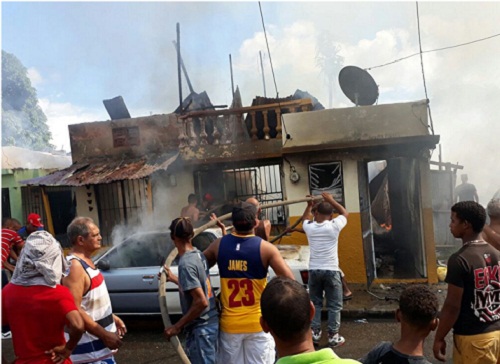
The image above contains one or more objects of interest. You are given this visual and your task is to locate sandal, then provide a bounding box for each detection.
[343,294,353,301]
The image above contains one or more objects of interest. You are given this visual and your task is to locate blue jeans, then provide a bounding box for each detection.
[308,269,342,333]
[185,321,218,364]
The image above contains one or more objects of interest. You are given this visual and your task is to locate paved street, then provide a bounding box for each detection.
[2,315,453,363]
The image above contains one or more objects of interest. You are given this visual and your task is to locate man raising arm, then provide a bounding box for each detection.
[203,201,293,364]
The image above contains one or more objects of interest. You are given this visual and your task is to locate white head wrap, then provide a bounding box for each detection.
[10,230,70,288]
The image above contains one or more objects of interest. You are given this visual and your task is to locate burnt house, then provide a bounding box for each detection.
[23,92,439,285]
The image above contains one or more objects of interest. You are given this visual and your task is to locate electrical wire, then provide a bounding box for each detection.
[258,1,290,143]
[365,32,500,71]
[416,2,434,135]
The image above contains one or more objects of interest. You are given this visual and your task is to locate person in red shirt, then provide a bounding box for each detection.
[2,230,84,364]
[2,218,25,286]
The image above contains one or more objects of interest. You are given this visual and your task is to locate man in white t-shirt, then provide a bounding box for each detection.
[301,192,348,348]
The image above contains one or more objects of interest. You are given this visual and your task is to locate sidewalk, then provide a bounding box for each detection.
[340,282,448,318]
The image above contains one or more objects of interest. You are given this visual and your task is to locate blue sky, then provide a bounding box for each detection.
[2,1,500,202]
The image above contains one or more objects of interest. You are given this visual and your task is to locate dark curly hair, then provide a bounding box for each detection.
[169,217,194,241]
[399,285,438,329]
[451,201,486,233]
[261,277,311,342]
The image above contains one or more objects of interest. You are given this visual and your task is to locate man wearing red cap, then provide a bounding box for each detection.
[18,213,44,240]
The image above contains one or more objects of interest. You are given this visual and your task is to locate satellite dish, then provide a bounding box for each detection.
[339,66,379,106]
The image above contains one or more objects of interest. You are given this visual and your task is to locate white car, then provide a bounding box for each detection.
[94,230,309,315]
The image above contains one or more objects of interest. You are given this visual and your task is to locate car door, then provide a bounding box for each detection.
[97,231,220,315]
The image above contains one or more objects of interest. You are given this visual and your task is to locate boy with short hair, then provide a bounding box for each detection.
[164,217,218,364]
[260,276,360,364]
[433,201,500,363]
[360,285,438,364]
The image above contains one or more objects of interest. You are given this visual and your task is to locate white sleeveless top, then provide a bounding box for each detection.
[65,255,117,363]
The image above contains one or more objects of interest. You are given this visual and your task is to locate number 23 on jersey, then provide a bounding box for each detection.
[227,278,255,308]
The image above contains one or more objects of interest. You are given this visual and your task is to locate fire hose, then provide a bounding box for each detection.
[158,195,324,362]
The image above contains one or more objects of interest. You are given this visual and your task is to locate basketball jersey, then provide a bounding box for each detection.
[217,233,267,333]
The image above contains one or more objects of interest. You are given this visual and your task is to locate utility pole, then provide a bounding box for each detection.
[229,54,235,98]
[259,51,266,97]
[176,23,183,114]
[173,41,194,94]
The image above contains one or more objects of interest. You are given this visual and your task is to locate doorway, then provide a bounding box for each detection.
[2,188,11,219]
[359,158,426,281]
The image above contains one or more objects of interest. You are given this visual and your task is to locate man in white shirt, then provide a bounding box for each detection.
[301,192,348,348]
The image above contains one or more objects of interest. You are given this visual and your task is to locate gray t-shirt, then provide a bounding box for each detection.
[359,342,431,364]
[178,249,218,330]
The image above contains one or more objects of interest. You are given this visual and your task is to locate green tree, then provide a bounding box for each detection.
[2,50,53,151]
[316,31,344,109]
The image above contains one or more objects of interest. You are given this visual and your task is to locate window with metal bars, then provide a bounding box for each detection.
[95,179,149,245]
[194,164,286,229]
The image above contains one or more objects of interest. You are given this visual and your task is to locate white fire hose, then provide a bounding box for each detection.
[158,195,324,362]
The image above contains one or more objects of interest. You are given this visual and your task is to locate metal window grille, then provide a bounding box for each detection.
[195,164,286,226]
[21,186,44,224]
[95,179,149,245]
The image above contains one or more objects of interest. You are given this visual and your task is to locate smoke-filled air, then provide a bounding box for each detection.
[2,2,499,202]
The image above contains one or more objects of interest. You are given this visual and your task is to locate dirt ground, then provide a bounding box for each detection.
[341,282,448,317]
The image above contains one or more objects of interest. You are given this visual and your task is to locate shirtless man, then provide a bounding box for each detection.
[180,194,200,222]
[246,197,271,241]
[483,198,500,250]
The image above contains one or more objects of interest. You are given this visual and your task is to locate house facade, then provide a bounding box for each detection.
[2,146,72,227]
[23,97,439,285]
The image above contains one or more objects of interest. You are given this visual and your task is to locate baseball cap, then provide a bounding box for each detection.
[27,213,44,228]
[232,202,257,231]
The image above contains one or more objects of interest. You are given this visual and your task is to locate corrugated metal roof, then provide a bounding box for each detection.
[21,152,178,186]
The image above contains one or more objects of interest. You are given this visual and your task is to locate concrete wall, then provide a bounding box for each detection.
[151,169,196,226]
[69,114,180,161]
[282,100,429,151]
[75,186,99,223]
[279,151,437,284]
[280,153,367,284]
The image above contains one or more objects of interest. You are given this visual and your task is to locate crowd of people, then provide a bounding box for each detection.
[2,191,500,364]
